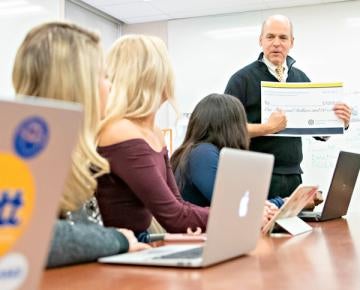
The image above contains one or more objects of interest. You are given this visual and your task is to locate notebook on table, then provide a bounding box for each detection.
[299,151,360,222]
[0,97,82,290]
[99,148,274,268]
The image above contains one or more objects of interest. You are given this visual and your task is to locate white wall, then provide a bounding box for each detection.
[168,1,360,213]
[122,20,172,130]
[0,0,64,97]
[0,0,121,98]
[122,20,168,43]
[64,0,121,51]
[168,1,360,112]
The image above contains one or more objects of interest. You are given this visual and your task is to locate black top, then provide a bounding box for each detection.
[225,53,310,174]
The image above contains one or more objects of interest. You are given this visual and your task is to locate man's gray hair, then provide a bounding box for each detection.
[260,15,293,37]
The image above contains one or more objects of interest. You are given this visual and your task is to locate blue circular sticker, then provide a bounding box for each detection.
[13,117,49,159]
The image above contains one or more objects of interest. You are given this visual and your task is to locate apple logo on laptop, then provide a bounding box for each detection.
[238,191,250,217]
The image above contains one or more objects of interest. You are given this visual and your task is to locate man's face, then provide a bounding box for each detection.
[259,19,294,66]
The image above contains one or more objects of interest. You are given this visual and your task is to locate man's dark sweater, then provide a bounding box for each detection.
[225,52,310,175]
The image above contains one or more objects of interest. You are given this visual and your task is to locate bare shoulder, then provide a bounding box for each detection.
[154,126,166,147]
[99,119,142,146]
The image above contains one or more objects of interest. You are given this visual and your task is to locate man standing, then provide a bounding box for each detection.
[225,15,351,199]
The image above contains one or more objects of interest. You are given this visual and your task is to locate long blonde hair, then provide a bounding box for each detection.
[12,22,109,213]
[100,34,176,131]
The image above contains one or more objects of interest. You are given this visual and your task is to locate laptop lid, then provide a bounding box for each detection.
[320,151,360,220]
[0,98,82,290]
[201,148,274,266]
[99,148,274,267]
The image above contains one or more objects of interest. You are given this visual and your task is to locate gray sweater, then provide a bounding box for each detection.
[47,201,129,268]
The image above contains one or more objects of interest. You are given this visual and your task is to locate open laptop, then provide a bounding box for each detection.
[99,148,274,268]
[299,151,360,222]
[0,97,82,290]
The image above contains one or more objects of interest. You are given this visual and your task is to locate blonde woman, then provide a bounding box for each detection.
[96,35,209,238]
[12,22,148,268]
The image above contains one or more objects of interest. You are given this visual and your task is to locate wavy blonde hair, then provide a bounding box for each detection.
[12,22,109,213]
[100,34,176,131]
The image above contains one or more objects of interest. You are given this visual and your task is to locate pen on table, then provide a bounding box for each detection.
[147,233,166,242]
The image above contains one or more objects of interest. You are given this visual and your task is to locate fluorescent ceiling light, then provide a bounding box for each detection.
[206,26,260,39]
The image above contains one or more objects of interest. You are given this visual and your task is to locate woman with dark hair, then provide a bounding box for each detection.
[171,93,283,210]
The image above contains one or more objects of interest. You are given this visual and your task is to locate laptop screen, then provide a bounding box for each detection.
[0,98,82,290]
[321,151,360,219]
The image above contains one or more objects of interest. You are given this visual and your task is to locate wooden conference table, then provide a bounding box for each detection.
[41,214,360,290]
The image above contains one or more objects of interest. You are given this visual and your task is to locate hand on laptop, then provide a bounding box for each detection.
[118,229,151,252]
[303,191,324,210]
[187,227,202,235]
[264,201,278,217]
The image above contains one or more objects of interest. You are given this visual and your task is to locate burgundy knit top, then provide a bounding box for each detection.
[96,139,208,233]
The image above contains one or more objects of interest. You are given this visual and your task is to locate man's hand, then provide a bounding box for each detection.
[303,191,324,211]
[333,103,351,128]
[266,109,287,134]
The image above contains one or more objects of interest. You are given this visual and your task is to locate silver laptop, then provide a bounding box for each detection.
[299,151,360,222]
[99,148,274,268]
[0,97,82,290]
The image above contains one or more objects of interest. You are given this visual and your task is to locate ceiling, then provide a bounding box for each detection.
[80,0,347,24]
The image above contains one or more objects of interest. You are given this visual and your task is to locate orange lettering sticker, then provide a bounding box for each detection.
[0,153,35,256]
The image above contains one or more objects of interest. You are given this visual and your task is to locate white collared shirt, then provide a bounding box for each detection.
[262,56,289,82]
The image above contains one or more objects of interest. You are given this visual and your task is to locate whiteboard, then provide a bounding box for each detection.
[168,1,360,213]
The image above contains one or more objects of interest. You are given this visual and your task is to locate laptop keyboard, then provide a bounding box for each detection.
[299,211,321,218]
[154,247,203,259]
